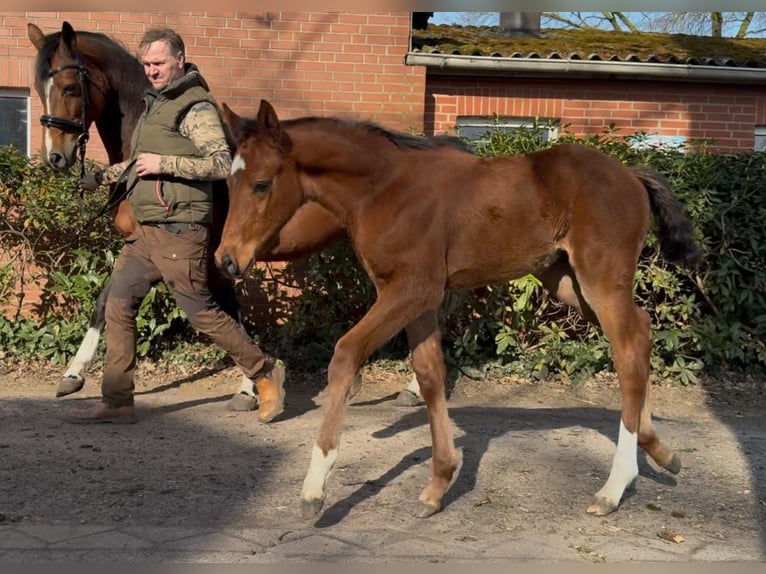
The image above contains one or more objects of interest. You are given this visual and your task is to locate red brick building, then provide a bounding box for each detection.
[4,11,766,159]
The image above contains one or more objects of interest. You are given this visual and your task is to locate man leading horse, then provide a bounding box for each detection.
[70,27,286,424]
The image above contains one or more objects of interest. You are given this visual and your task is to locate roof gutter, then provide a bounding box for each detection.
[404,52,766,85]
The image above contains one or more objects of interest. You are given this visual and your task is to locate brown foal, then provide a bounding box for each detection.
[215,99,703,520]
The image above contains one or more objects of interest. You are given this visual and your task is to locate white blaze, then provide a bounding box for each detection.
[230,154,247,176]
[43,78,53,156]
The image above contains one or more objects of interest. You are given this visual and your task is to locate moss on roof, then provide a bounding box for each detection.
[412,25,766,68]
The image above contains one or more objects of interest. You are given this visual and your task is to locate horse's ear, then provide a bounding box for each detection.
[257,99,282,140]
[60,21,77,52]
[220,102,242,138]
[27,23,46,50]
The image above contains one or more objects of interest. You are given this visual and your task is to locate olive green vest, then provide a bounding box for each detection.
[126,69,217,224]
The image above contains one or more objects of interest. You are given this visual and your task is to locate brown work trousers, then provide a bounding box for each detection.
[101,223,269,408]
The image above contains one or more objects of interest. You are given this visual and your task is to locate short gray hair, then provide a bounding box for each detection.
[138,27,186,57]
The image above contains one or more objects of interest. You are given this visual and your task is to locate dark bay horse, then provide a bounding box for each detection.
[215,100,703,519]
[26,22,423,406]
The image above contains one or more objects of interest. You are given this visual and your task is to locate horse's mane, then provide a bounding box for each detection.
[238,115,471,153]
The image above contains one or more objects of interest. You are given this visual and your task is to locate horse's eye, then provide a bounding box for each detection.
[254,181,272,193]
[62,84,81,97]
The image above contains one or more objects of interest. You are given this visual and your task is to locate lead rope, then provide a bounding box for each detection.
[86,158,137,226]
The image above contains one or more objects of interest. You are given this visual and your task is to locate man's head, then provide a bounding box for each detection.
[138,27,186,91]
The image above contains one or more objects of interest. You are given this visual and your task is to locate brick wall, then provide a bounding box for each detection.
[426,76,766,153]
[3,11,425,164]
[2,11,424,315]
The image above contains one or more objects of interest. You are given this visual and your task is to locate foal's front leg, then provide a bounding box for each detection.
[301,287,452,519]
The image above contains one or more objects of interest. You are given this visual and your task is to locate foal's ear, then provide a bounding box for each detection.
[220,102,243,138]
[257,99,282,139]
[27,23,46,51]
[60,21,77,53]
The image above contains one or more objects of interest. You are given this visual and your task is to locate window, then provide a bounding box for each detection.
[0,90,29,155]
[456,115,559,147]
[629,133,686,152]
[755,126,766,152]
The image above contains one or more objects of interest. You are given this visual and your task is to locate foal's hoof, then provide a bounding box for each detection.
[586,496,619,516]
[416,501,441,518]
[301,496,325,520]
[56,375,85,397]
[312,374,363,406]
[227,392,257,412]
[664,454,682,475]
[394,389,423,407]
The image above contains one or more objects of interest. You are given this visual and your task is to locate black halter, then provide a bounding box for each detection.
[40,53,106,180]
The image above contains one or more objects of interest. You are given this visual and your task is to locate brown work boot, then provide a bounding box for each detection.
[254,360,286,423]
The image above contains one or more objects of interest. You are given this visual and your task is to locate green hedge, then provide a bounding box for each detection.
[1,123,764,383]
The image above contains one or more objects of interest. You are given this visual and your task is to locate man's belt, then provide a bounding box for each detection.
[143,222,205,234]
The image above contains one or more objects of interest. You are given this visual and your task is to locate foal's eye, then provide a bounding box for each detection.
[254,181,272,193]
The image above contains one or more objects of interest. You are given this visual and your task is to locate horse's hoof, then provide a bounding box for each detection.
[664,454,682,475]
[56,376,85,398]
[586,495,619,516]
[394,389,423,407]
[227,392,257,412]
[416,501,441,518]
[301,496,325,519]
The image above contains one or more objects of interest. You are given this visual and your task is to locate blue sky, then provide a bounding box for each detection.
[430,12,766,37]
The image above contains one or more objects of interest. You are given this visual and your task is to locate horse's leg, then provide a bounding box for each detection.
[58,197,136,398]
[405,309,460,517]
[57,278,111,397]
[537,257,680,515]
[301,284,451,519]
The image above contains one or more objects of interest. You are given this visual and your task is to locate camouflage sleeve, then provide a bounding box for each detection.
[100,160,132,185]
[159,101,232,181]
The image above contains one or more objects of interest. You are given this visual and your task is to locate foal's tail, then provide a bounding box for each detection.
[632,166,704,269]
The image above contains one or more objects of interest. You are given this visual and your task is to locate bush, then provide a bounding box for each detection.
[0,146,199,365]
[1,122,765,384]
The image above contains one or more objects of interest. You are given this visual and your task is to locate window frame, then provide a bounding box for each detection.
[456,115,559,146]
[755,126,766,152]
[0,89,30,156]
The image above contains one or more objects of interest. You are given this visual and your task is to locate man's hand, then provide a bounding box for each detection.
[135,153,163,177]
[81,171,103,191]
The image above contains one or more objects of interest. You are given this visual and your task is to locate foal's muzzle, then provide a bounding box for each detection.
[218,253,252,280]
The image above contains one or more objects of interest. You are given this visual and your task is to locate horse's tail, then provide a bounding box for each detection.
[632,165,703,269]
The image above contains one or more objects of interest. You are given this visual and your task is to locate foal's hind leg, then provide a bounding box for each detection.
[581,287,680,515]
[58,279,111,397]
[538,258,679,514]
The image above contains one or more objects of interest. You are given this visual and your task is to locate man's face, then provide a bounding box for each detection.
[140,40,184,91]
